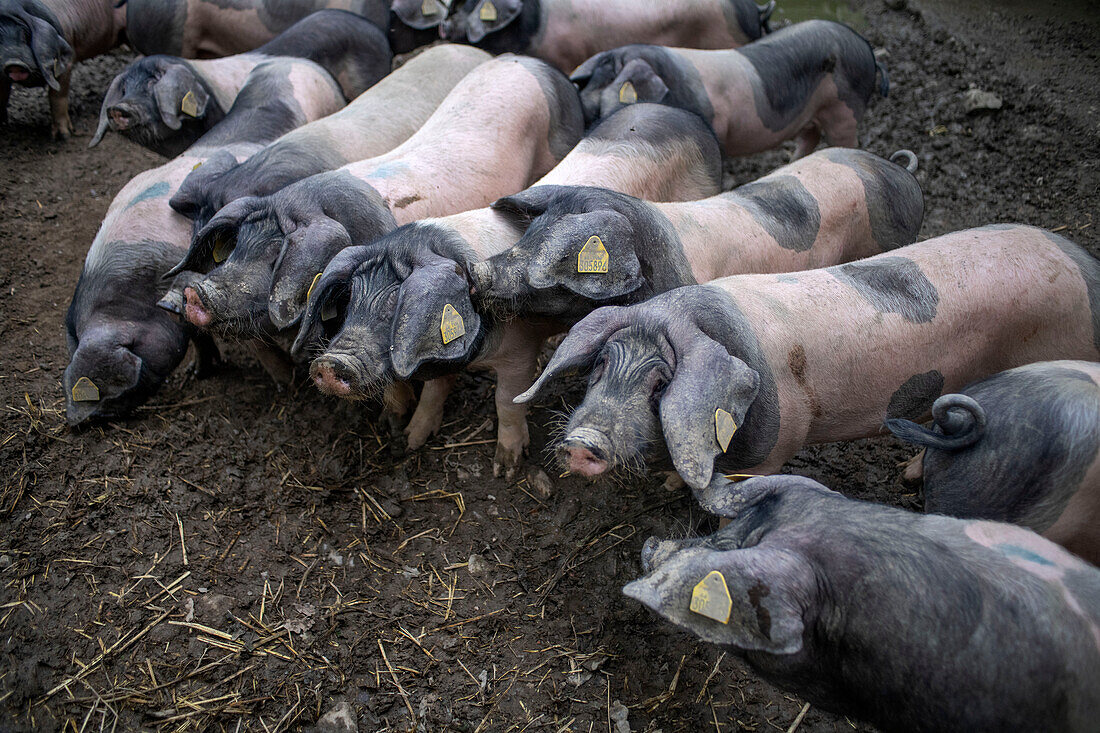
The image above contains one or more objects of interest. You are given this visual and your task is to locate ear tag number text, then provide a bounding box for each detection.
[690,570,732,624]
[72,376,101,403]
[577,235,609,274]
[715,408,737,452]
[441,303,465,344]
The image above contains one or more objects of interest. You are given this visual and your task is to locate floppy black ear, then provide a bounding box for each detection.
[153,63,208,131]
[267,217,355,330]
[291,245,377,355]
[527,209,644,301]
[658,338,759,491]
[169,150,238,219]
[89,73,125,147]
[609,58,669,107]
[165,196,262,278]
[569,52,611,86]
[27,14,72,91]
[391,0,448,29]
[389,260,482,379]
[464,0,523,43]
[491,185,567,225]
[512,305,632,404]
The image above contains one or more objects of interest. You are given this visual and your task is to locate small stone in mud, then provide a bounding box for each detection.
[316,700,357,733]
[467,553,491,576]
[0,554,12,569]
[963,87,1003,114]
[527,467,553,499]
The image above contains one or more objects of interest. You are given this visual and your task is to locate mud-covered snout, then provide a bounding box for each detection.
[557,427,612,477]
[309,345,388,399]
[105,101,143,131]
[178,265,271,336]
[3,58,32,84]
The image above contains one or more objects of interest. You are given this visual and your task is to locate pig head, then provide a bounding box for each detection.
[472,186,695,323]
[164,171,395,339]
[515,286,775,490]
[91,56,220,156]
[0,0,71,93]
[439,0,528,52]
[296,222,484,397]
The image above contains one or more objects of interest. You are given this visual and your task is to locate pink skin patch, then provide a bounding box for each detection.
[183,287,212,328]
[310,361,352,397]
[6,67,29,82]
[563,444,608,476]
[109,109,131,130]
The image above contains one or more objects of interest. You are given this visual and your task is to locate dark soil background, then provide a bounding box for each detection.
[2,1,1098,731]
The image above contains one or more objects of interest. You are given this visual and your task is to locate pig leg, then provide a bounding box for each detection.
[792,124,821,160]
[1,77,10,124]
[382,381,416,435]
[816,103,860,149]
[48,70,72,140]
[252,340,295,387]
[405,376,458,450]
[900,449,925,482]
[188,332,222,379]
[493,330,553,480]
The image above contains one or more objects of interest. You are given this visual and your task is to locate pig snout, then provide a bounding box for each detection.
[438,16,462,41]
[107,104,138,131]
[559,428,612,476]
[5,62,29,83]
[310,356,359,397]
[183,287,213,328]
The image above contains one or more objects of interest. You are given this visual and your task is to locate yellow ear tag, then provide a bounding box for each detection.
[211,234,231,264]
[440,303,465,344]
[191,161,203,171]
[421,0,438,15]
[619,81,638,105]
[690,570,732,624]
[306,272,322,301]
[723,473,760,483]
[715,408,737,452]
[577,235,609,274]
[479,0,497,21]
[71,376,101,403]
[181,90,199,118]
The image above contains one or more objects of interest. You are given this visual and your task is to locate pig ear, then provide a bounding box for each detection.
[169,150,237,218]
[291,245,377,355]
[389,260,482,379]
[623,545,809,654]
[267,217,353,330]
[27,15,72,92]
[391,0,448,29]
[612,59,669,105]
[491,185,565,226]
[569,52,611,86]
[153,63,208,131]
[658,338,759,491]
[89,73,125,147]
[531,210,644,301]
[165,196,262,277]
[513,305,631,404]
[464,0,523,43]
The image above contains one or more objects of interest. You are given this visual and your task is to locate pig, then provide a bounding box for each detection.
[471,147,923,325]
[90,10,392,157]
[303,145,921,477]
[164,54,583,354]
[167,45,491,231]
[0,0,124,138]
[628,473,1100,732]
[122,0,389,59]
[293,104,723,464]
[64,55,349,426]
[439,0,773,73]
[514,225,1100,492]
[885,360,1100,565]
[570,19,888,157]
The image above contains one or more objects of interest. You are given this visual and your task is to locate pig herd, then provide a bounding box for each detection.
[5,0,1096,728]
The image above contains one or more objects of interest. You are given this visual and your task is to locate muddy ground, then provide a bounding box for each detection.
[2,1,1099,731]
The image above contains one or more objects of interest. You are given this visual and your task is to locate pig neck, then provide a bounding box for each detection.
[46,0,125,60]
[432,209,525,261]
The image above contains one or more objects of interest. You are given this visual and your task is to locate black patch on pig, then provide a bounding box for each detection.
[444,0,540,57]
[514,55,585,161]
[720,0,767,42]
[571,45,714,128]
[1042,228,1100,352]
[886,370,944,420]
[257,2,388,38]
[920,364,1100,535]
[125,0,188,56]
[830,257,939,323]
[740,20,877,132]
[820,147,924,251]
[747,580,772,639]
[734,176,821,252]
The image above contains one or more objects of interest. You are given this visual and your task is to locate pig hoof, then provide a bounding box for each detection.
[899,450,925,483]
[405,423,433,451]
[493,444,525,481]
